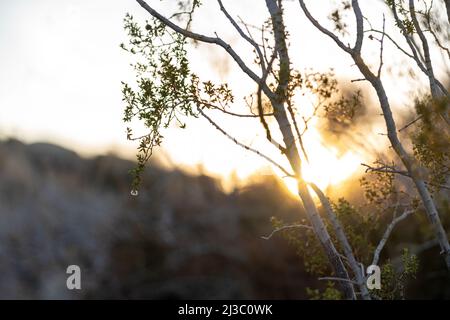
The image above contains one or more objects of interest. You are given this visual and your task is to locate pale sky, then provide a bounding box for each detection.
[0,0,445,188]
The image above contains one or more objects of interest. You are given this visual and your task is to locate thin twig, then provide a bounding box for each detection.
[197,108,295,178]
[318,277,358,285]
[372,208,415,266]
[261,223,313,240]
[398,115,423,132]
[376,14,386,78]
[136,0,275,100]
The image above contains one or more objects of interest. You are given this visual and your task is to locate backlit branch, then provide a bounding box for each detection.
[257,52,287,154]
[377,14,386,78]
[352,0,364,53]
[298,0,450,270]
[318,277,358,285]
[199,101,274,118]
[421,0,450,60]
[361,162,409,177]
[197,108,295,178]
[362,162,450,190]
[408,0,441,98]
[136,0,275,100]
[388,0,449,98]
[310,182,371,300]
[298,0,352,54]
[261,223,312,240]
[372,208,415,266]
[217,0,267,74]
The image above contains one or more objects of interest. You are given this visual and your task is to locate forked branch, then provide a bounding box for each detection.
[197,108,295,178]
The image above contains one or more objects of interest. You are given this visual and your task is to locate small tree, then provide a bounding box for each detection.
[121,0,447,298]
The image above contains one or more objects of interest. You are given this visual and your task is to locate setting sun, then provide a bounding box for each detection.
[278,92,365,194]
[300,120,362,190]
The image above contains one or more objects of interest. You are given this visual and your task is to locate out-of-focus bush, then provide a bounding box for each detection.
[0,139,315,299]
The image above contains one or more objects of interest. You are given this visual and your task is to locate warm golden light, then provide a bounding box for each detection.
[172,92,366,196]
[283,140,362,196]
[300,120,362,190]
[283,93,364,195]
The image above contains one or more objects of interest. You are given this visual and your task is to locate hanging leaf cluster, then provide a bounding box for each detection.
[121,13,235,191]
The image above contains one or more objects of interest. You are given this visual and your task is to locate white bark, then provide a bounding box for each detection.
[372,209,414,267]
[266,0,356,299]
[298,0,450,270]
[310,183,371,300]
[352,53,450,271]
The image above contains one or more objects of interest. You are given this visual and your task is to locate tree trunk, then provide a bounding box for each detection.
[311,183,371,299]
[266,0,357,297]
[353,53,450,270]
[297,182,357,299]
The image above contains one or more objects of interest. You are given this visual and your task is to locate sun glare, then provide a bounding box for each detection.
[163,90,364,197]
[301,120,362,190]
[284,94,364,195]
[282,139,362,196]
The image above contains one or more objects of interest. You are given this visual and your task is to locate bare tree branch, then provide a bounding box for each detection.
[261,223,312,240]
[318,277,358,285]
[199,101,274,118]
[398,115,423,132]
[387,0,449,97]
[298,0,352,54]
[362,162,450,190]
[352,0,364,53]
[409,0,441,98]
[361,162,409,177]
[217,0,266,74]
[136,0,275,100]
[197,108,295,177]
[372,208,415,266]
[310,182,371,300]
[256,52,287,154]
[298,0,450,270]
[376,14,386,78]
[421,0,450,60]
